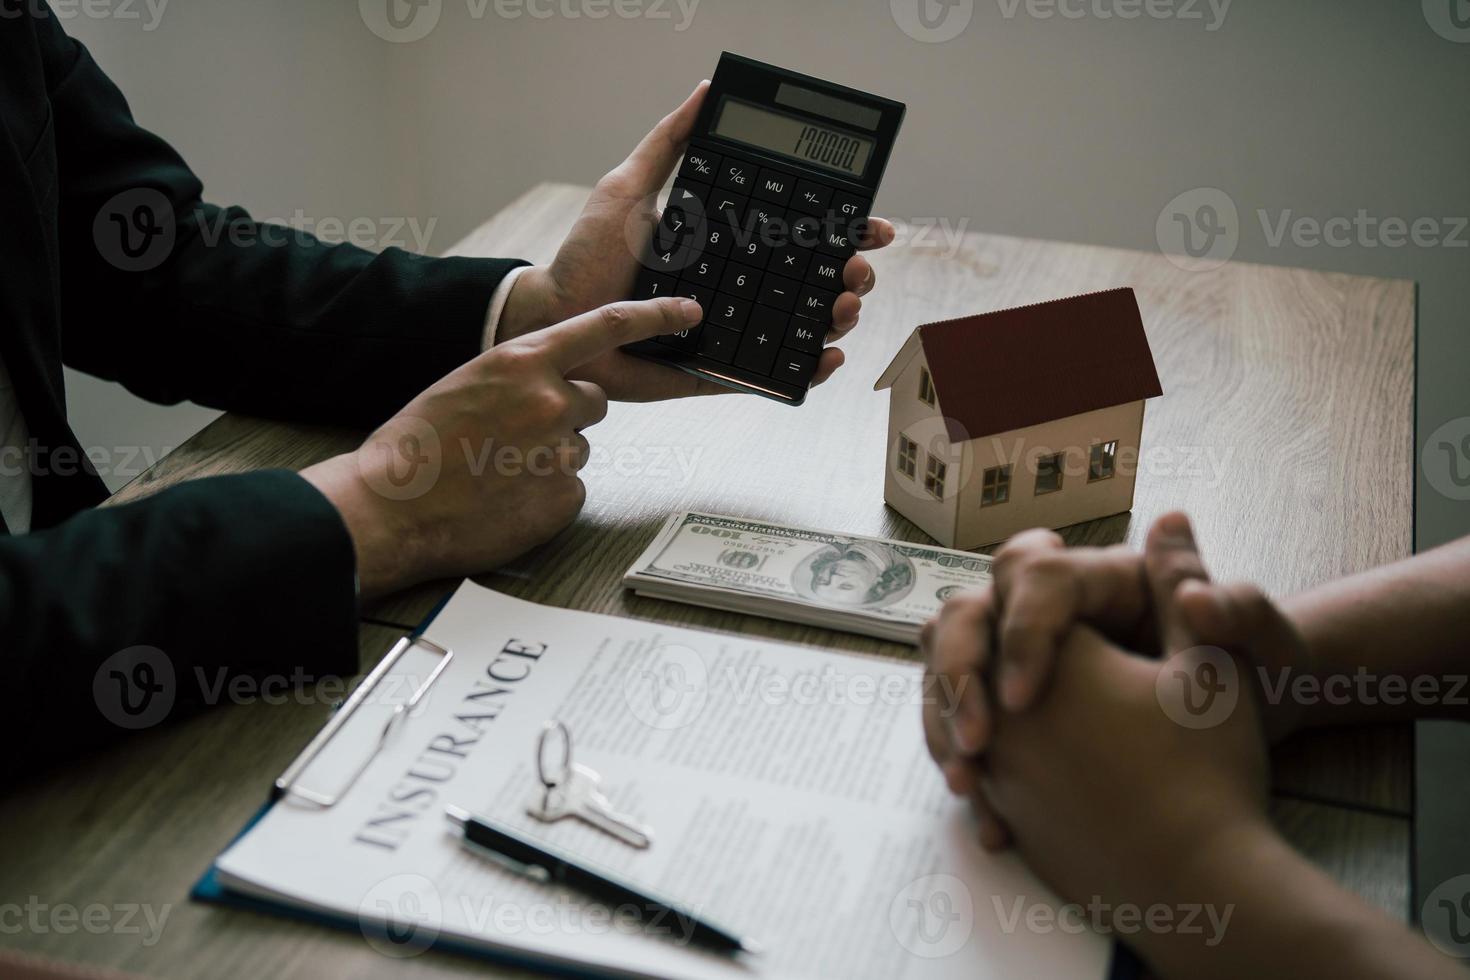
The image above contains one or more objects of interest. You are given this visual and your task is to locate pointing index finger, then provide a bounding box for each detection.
[533,297,701,374]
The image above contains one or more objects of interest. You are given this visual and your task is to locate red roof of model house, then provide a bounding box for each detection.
[875,287,1163,443]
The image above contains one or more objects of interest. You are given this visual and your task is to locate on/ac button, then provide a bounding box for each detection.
[679,148,720,183]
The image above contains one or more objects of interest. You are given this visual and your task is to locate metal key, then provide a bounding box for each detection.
[528,763,653,849]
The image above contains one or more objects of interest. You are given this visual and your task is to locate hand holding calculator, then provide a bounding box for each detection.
[625,54,905,406]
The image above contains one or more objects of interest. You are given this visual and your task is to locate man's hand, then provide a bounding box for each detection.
[497,82,896,400]
[302,296,702,597]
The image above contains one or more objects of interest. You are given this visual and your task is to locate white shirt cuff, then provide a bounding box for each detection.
[481,265,530,351]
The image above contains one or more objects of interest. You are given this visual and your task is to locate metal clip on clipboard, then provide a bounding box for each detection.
[272,635,454,808]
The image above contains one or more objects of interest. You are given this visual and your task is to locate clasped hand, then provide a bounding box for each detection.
[921,513,1310,908]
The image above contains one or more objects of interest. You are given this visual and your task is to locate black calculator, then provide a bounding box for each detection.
[624,53,905,405]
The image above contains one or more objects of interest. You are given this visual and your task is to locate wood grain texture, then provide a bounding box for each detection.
[0,626,545,979]
[20,182,1416,977]
[1271,798,1412,920]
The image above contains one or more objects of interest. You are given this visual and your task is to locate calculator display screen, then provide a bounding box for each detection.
[712,98,874,178]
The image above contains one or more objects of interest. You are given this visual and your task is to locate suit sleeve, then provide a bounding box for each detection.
[36,11,525,428]
[2,470,361,780]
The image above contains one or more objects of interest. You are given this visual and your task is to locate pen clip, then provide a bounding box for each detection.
[466,841,552,884]
[446,805,552,884]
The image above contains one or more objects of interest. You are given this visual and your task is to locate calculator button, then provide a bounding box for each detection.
[831,191,871,223]
[678,147,720,184]
[683,255,724,289]
[785,317,825,355]
[670,281,713,313]
[790,214,823,249]
[655,206,700,252]
[658,324,700,352]
[790,179,832,216]
[719,263,761,300]
[772,349,818,386]
[735,311,783,374]
[641,238,699,276]
[758,274,800,311]
[697,325,739,363]
[667,180,708,210]
[700,223,732,258]
[729,233,771,269]
[632,269,677,301]
[752,167,795,205]
[707,292,751,331]
[815,219,856,258]
[794,285,837,324]
[769,244,811,279]
[807,256,843,289]
[715,157,756,194]
[709,191,747,228]
[745,202,783,232]
[756,212,796,254]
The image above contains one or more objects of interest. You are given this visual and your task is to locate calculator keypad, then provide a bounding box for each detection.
[631,139,870,401]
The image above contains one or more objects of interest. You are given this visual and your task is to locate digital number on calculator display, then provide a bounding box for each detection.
[625,53,905,406]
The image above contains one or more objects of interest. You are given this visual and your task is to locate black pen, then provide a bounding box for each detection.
[445,805,761,956]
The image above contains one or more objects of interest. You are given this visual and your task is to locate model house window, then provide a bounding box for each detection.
[1089,440,1118,482]
[1034,452,1065,495]
[980,465,1012,506]
[924,453,947,498]
[918,366,936,407]
[896,434,918,479]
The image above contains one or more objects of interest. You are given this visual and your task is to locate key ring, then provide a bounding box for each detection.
[535,720,572,790]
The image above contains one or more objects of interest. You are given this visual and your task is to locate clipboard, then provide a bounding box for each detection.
[190,588,1143,980]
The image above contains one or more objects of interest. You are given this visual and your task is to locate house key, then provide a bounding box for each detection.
[527,721,653,849]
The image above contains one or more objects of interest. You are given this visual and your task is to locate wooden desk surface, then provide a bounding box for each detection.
[0,183,1415,978]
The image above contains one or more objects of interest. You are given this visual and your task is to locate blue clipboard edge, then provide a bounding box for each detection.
[189,586,1144,980]
[189,589,613,978]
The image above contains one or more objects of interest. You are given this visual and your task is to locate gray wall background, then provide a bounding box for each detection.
[63,0,1467,914]
[66,0,1468,552]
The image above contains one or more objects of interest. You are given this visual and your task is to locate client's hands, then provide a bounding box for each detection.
[497,82,896,400]
[981,624,1273,918]
[932,516,1274,945]
[922,512,1311,848]
[302,296,701,598]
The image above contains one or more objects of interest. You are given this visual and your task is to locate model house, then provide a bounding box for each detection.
[874,287,1163,549]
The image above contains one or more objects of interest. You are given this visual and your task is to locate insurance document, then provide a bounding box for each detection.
[211,582,1109,979]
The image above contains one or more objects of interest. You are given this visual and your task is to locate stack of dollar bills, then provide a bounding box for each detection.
[623,511,995,644]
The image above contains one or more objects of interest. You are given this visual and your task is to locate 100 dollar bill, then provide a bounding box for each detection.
[623,512,993,643]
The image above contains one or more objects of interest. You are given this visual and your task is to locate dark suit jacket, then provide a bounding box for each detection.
[0,2,525,777]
